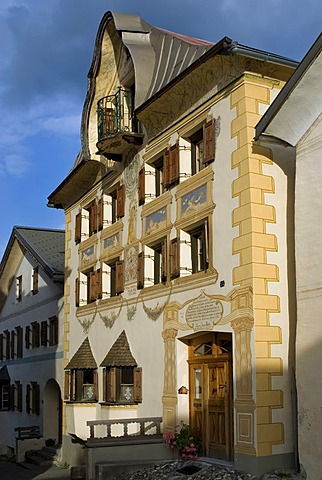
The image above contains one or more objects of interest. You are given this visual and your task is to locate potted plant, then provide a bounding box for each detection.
[165,421,202,459]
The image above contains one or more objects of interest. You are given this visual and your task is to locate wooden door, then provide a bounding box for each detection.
[189,337,233,460]
[206,362,232,459]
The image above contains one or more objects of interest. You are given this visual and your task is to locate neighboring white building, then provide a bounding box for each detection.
[256,33,322,479]
[48,12,299,477]
[0,226,65,455]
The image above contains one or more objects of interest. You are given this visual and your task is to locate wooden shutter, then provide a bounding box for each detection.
[26,384,31,414]
[115,260,124,294]
[107,367,116,403]
[204,219,209,270]
[170,237,180,279]
[97,198,104,231]
[75,212,82,244]
[17,383,22,412]
[76,370,83,401]
[138,167,145,206]
[96,269,102,299]
[35,384,40,415]
[32,267,39,294]
[133,367,142,403]
[17,328,23,358]
[75,277,80,307]
[10,384,15,411]
[137,251,144,290]
[10,330,15,359]
[25,326,30,349]
[116,185,125,218]
[169,142,179,185]
[35,323,40,348]
[102,370,107,402]
[161,239,167,283]
[203,118,216,164]
[41,321,48,346]
[5,331,10,359]
[89,202,97,235]
[163,149,170,189]
[90,271,97,302]
[64,371,70,400]
[93,370,98,401]
[0,333,3,361]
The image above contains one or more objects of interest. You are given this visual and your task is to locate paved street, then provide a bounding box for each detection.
[0,462,71,480]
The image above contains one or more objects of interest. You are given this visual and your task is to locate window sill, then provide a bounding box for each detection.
[65,400,98,404]
[100,402,139,408]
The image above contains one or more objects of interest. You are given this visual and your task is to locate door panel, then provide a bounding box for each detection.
[189,359,232,460]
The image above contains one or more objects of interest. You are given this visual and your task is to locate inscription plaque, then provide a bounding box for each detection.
[186,292,223,331]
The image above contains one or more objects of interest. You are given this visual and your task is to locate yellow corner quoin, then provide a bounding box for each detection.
[230,78,285,456]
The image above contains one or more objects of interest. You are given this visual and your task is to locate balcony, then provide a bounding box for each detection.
[96,88,144,160]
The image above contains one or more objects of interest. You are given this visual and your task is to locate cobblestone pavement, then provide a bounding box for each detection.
[110,459,306,480]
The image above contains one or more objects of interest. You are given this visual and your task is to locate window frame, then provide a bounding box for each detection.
[64,368,98,403]
[102,366,142,405]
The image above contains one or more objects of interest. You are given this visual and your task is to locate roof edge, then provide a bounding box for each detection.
[255,32,322,140]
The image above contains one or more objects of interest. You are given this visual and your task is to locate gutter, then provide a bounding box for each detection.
[225,42,298,69]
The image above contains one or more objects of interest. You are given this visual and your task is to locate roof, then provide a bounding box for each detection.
[0,365,10,382]
[48,11,298,210]
[0,226,65,282]
[100,12,297,112]
[255,32,322,146]
[65,337,97,369]
[100,330,137,367]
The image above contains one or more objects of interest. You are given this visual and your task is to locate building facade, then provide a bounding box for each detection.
[256,33,322,479]
[48,12,298,476]
[0,227,64,456]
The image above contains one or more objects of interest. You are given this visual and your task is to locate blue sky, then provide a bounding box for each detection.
[0,0,321,259]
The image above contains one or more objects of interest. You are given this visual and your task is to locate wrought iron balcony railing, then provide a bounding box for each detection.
[97,88,133,140]
[96,88,143,158]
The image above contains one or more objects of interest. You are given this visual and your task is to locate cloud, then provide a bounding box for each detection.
[1,153,33,178]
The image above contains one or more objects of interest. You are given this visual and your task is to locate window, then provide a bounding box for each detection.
[0,384,9,410]
[137,239,167,289]
[31,322,40,348]
[16,327,23,358]
[41,321,48,346]
[64,369,98,402]
[103,366,142,404]
[26,382,40,415]
[32,267,39,295]
[75,187,125,243]
[102,260,124,298]
[141,157,165,204]
[4,330,10,359]
[16,275,22,302]
[171,220,209,278]
[49,316,58,346]
[190,129,204,175]
[189,119,216,175]
[11,381,22,412]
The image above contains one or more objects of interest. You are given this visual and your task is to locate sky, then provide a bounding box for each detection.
[0,0,321,259]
